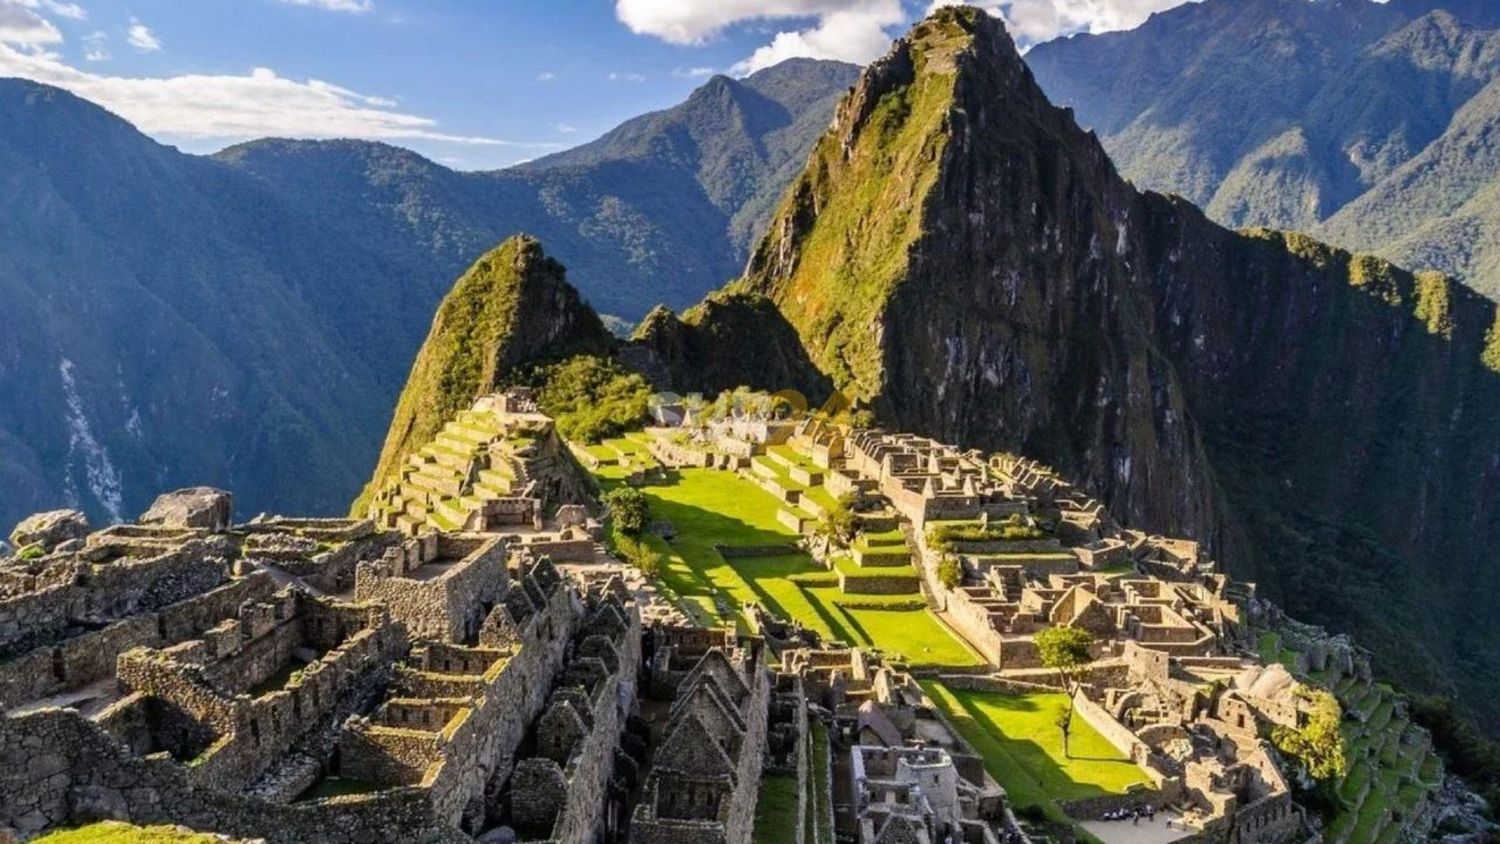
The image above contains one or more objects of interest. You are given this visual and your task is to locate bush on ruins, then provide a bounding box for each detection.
[532,354,651,443]
[603,487,650,536]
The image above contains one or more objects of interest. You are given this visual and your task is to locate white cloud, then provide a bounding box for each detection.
[126,17,159,52]
[927,0,1198,45]
[38,1,84,20]
[615,0,904,76]
[672,66,717,78]
[607,71,645,82]
[555,122,577,133]
[278,0,373,11]
[536,70,555,81]
[0,0,63,47]
[0,41,557,149]
[81,28,106,61]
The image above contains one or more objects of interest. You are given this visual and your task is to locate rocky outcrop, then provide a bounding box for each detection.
[139,488,233,532]
[684,7,1500,729]
[9,509,90,552]
[354,236,613,513]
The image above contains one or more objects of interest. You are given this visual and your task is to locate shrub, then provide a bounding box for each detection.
[534,355,651,444]
[1270,688,1347,782]
[613,533,662,577]
[602,487,650,536]
[17,544,44,560]
[816,492,858,545]
[926,514,1046,551]
[937,554,962,588]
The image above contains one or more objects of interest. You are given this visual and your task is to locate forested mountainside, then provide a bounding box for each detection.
[635,6,1500,731]
[0,59,855,533]
[1026,0,1500,298]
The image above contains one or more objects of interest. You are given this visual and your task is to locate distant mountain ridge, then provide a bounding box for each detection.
[1026,0,1500,298]
[0,59,857,532]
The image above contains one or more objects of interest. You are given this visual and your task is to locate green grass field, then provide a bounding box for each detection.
[922,682,1149,820]
[596,464,979,666]
[34,823,224,844]
[752,772,802,843]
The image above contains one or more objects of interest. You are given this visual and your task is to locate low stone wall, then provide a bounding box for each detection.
[836,571,921,595]
[0,708,467,843]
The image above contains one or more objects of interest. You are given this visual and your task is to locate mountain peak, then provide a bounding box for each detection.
[354,235,610,513]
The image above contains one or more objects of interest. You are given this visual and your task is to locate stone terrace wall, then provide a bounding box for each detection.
[356,534,510,644]
[0,708,468,843]
[419,561,581,828]
[0,572,275,711]
[512,600,643,842]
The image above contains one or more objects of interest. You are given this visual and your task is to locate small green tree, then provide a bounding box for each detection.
[1035,626,1095,757]
[816,492,858,545]
[613,533,663,577]
[937,554,963,589]
[602,487,650,536]
[1271,688,1347,781]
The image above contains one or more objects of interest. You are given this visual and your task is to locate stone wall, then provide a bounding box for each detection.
[0,708,468,843]
[0,572,275,710]
[356,534,509,643]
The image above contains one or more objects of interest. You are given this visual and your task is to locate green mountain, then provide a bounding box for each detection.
[1025,0,1500,297]
[355,236,611,511]
[0,60,856,533]
[637,6,1500,731]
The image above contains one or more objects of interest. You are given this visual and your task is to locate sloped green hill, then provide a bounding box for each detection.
[354,236,611,512]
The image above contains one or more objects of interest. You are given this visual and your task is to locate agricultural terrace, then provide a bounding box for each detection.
[923,682,1150,826]
[587,442,981,668]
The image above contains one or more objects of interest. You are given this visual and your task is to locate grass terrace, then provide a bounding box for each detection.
[34,823,226,844]
[752,772,802,843]
[922,683,1149,825]
[592,464,980,667]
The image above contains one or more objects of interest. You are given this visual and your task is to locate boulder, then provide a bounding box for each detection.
[9,509,90,551]
[140,487,234,532]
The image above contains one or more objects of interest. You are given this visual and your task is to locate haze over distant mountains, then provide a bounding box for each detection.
[1027,0,1500,297]
[0,59,857,532]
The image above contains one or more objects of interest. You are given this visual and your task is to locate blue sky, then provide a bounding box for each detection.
[0,0,1198,170]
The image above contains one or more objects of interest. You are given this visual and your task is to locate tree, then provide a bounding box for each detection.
[937,554,963,589]
[602,487,650,536]
[816,492,858,545]
[1271,688,1347,781]
[1035,626,1095,757]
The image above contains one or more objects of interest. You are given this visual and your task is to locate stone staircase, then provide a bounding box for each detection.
[371,408,523,535]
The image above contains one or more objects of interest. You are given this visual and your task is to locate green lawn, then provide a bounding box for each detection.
[808,720,833,844]
[597,466,979,667]
[922,683,1149,817]
[35,823,224,844]
[752,773,802,843]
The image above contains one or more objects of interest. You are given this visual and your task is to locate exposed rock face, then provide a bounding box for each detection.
[681,7,1500,728]
[139,488,233,532]
[355,236,613,512]
[9,509,90,551]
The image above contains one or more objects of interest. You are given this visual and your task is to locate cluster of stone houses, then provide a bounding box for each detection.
[0,394,1444,843]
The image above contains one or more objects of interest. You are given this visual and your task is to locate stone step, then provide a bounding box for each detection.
[421,442,475,472]
[446,418,500,444]
[434,497,473,527]
[395,513,424,536]
[478,467,514,488]
[407,468,465,499]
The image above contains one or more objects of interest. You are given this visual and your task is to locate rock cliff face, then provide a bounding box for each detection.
[355,236,611,512]
[668,7,1500,727]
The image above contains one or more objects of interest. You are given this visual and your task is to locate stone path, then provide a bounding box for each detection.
[1080,814,1195,844]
